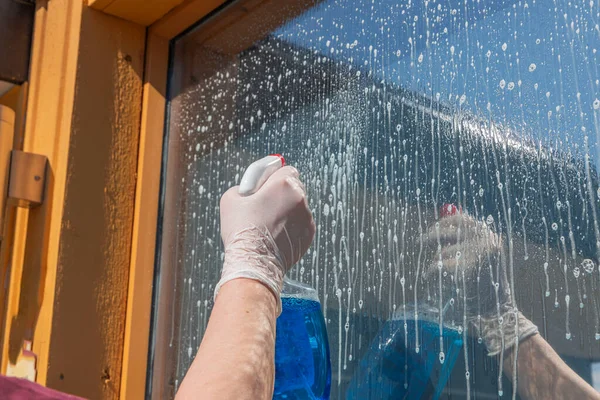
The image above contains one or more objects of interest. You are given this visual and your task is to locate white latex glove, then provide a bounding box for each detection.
[423,210,538,356]
[215,166,316,314]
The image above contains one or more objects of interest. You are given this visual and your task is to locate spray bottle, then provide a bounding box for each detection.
[346,204,465,400]
[240,155,331,400]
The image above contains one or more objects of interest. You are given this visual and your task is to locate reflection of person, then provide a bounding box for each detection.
[424,210,600,400]
[176,166,315,400]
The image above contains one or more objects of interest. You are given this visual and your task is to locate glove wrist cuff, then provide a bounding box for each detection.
[476,310,538,356]
[215,226,286,315]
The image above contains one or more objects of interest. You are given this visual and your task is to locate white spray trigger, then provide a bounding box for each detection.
[239,154,285,196]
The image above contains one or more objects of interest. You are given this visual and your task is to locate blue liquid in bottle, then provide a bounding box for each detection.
[346,305,463,400]
[274,279,331,400]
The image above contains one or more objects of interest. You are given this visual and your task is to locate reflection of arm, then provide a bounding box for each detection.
[503,334,600,400]
[176,279,278,400]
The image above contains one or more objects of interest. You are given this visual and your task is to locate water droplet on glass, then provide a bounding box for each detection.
[528,63,537,72]
[582,259,595,273]
[551,223,558,231]
[439,352,445,364]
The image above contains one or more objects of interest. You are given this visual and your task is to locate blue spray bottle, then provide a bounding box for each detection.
[346,204,465,400]
[239,155,331,400]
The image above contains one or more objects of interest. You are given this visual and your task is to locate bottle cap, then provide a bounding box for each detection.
[270,153,285,166]
[440,203,460,217]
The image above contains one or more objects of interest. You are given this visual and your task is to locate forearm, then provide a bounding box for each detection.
[176,279,279,400]
[503,334,600,400]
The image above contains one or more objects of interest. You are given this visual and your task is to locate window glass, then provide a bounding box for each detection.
[150,0,600,398]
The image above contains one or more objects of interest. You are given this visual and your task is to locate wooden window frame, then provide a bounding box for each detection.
[121,1,229,398]
[0,1,226,398]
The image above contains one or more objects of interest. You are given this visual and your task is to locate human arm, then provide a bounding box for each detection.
[176,278,279,399]
[176,165,315,400]
[503,334,600,400]
[424,208,599,400]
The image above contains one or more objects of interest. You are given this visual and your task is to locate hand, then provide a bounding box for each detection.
[423,208,538,356]
[424,212,506,317]
[215,166,316,313]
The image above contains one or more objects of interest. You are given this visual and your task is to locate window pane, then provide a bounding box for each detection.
[150,0,600,398]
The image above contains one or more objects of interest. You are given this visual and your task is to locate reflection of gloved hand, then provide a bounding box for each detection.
[215,166,316,314]
[423,208,538,356]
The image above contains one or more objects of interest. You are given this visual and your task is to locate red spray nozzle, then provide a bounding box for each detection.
[270,153,285,166]
[440,203,461,218]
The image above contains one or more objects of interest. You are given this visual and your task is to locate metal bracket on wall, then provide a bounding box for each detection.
[7,150,48,208]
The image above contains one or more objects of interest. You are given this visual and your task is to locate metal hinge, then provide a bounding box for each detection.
[7,150,48,208]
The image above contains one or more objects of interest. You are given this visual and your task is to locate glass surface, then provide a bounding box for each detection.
[150,0,600,398]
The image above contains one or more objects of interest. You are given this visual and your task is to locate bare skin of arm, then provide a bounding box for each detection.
[503,334,600,400]
[176,165,313,400]
[176,278,278,400]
